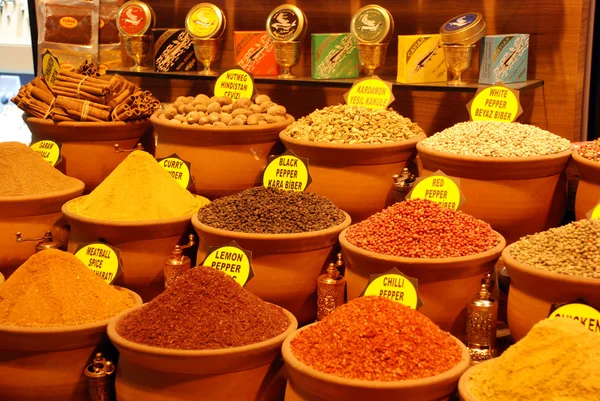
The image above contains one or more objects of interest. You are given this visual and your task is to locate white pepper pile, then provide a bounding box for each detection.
[197,187,346,234]
[420,121,571,157]
[281,104,425,144]
[510,219,600,279]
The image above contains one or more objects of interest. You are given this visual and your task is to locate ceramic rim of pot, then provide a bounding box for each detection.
[192,211,352,242]
[339,227,506,266]
[107,304,298,358]
[282,323,471,390]
[279,131,426,152]
[502,243,600,286]
[457,359,492,401]
[0,179,85,207]
[572,150,600,181]
[24,115,152,130]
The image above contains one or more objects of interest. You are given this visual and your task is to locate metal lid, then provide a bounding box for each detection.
[440,12,486,45]
[266,4,307,42]
[351,4,393,44]
[186,3,226,39]
[117,1,154,36]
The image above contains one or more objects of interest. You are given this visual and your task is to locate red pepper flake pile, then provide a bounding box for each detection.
[290,296,462,381]
[345,199,498,258]
[578,139,600,162]
[116,266,290,350]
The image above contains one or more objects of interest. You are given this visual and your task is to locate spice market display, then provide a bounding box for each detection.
[577,138,600,162]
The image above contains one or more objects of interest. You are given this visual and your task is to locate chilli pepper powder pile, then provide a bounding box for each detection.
[290,296,462,381]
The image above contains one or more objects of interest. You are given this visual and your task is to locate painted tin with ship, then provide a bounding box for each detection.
[117,1,155,36]
[266,4,307,42]
[479,34,529,84]
[153,29,197,72]
[350,4,394,44]
[397,34,447,83]
[311,33,359,79]
[185,3,226,39]
[234,31,279,76]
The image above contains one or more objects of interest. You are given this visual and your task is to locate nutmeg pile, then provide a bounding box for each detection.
[157,94,288,127]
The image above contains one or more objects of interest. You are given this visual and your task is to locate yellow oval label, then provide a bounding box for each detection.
[41,50,61,88]
[591,203,600,221]
[469,85,520,122]
[345,77,393,110]
[74,243,121,284]
[409,175,461,211]
[550,303,600,334]
[202,245,252,286]
[262,154,310,192]
[30,140,61,166]
[214,68,255,101]
[60,16,79,29]
[187,6,219,38]
[99,19,105,29]
[158,156,192,189]
[363,274,419,309]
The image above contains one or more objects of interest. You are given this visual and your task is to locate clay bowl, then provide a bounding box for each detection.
[417,143,572,244]
[151,112,294,198]
[0,181,85,277]
[339,228,506,339]
[192,212,352,325]
[24,116,155,193]
[280,133,425,222]
[107,304,298,401]
[572,151,600,219]
[503,243,600,341]
[457,360,492,401]
[62,198,197,302]
[282,324,471,401]
[0,287,141,401]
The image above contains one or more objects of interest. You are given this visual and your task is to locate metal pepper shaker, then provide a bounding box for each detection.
[84,353,115,401]
[466,273,498,363]
[317,254,346,321]
[164,234,195,289]
[15,230,63,252]
[392,168,416,203]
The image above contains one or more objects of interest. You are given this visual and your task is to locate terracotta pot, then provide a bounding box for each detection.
[457,360,491,401]
[339,229,505,339]
[192,213,352,325]
[503,243,600,341]
[107,304,298,401]
[572,151,600,219]
[280,133,425,222]
[24,116,155,193]
[0,181,85,277]
[417,143,572,244]
[62,199,195,302]
[282,324,470,401]
[151,112,294,198]
[0,288,141,401]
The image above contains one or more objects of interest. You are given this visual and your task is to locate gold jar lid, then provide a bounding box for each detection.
[117,1,154,36]
[440,12,486,45]
[266,4,307,42]
[350,4,394,44]
[186,3,226,39]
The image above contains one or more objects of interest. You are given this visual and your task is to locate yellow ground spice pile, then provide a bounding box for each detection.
[66,150,207,221]
[0,141,80,196]
[468,318,600,401]
[0,249,136,327]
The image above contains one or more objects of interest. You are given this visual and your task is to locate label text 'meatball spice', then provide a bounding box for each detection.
[510,219,600,279]
[281,104,425,144]
[291,296,463,381]
[197,187,346,234]
[345,199,499,258]
[116,267,289,350]
[420,121,571,157]
[577,139,600,162]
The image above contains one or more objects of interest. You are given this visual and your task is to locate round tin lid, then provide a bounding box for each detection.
[440,12,486,44]
[266,4,307,42]
[186,3,226,39]
[117,1,154,36]
[350,4,393,44]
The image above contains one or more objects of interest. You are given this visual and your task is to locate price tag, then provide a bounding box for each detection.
[30,139,62,167]
[74,242,122,285]
[587,201,600,221]
[41,50,61,88]
[214,67,256,100]
[467,83,523,122]
[407,170,464,211]
[156,153,193,190]
[262,151,311,192]
[549,300,600,334]
[343,76,394,110]
[201,241,254,286]
[361,268,422,309]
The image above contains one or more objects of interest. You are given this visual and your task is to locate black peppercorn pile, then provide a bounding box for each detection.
[197,187,346,234]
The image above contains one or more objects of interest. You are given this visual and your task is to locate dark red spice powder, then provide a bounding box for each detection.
[345,199,498,258]
[116,266,289,350]
[290,296,462,381]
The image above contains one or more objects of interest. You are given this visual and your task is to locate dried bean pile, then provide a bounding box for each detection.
[510,219,600,279]
[420,121,571,157]
[117,267,289,350]
[281,104,424,144]
[197,187,346,234]
[577,139,600,162]
[291,296,463,381]
[345,199,499,258]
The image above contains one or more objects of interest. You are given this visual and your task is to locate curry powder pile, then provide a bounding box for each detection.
[0,249,136,327]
